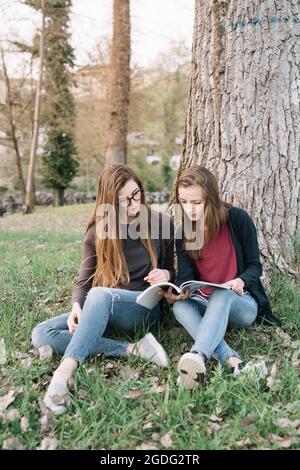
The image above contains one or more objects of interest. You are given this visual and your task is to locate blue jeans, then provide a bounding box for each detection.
[172,288,258,366]
[32,287,161,364]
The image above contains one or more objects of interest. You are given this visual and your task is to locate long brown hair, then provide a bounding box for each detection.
[85,164,157,287]
[173,166,230,260]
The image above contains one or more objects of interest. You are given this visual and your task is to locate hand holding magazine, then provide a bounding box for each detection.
[136,280,231,310]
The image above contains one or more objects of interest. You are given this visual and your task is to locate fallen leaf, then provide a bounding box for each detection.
[269,433,298,448]
[78,388,88,399]
[291,349,300,368]
[20,417,30,432]
[136,443,158,450]
[40,412,55,433]
[124,389,142,399]
[15,351,31,360]
[119,365,140,381]
[143,422,158,431]
[104,362,116,370]
[277,418,300,429]
[0,338,7,365]
[266,363,277,389]
[207,422,221,435]
[236,438,252,447]
[29,348,40,358]
[0,390,17,412]
[5,408,21,421]
[160,431,173,448]
[39,345,53,360]
[277,437,297,449]
[39,437,59,450]
[209,414,222,423]
[275,329,292,347]
[149,376,159,384]
[20,357,33,369]
[39,400,55,433]
[171,355,181,363]
[150,384,166,394]
[2,436,25,450]
[180,343,189,353]
[151,432,160,442]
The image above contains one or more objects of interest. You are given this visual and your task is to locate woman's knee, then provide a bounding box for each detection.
[31,322,50,348]
[211,288,234,301]
[86,286,113,305]
[172,300,189,321]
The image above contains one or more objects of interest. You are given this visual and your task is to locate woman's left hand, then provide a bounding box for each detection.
[144,269,170,285]
[225,277,245,295]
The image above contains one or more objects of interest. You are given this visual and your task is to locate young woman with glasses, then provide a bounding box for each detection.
[32,164,175,414]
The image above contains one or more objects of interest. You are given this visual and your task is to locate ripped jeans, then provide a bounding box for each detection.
[31,287,161,364]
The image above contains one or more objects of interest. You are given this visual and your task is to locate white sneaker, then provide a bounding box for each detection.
[43,382,71,415]
[134,333,169,368]
[178,351,206,390]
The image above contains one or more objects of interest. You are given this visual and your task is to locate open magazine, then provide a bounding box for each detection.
[136,280,231,310]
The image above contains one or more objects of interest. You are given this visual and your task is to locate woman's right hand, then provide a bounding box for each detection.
[67,303,82,334]
[160,287,190,305]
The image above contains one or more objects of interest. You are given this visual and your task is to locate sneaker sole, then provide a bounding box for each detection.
[178,353,206,390]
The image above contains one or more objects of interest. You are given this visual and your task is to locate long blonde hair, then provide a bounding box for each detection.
[85,164,157,287]
[173,166,230,260]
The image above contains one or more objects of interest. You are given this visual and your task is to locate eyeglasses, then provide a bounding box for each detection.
[117,188,143,208]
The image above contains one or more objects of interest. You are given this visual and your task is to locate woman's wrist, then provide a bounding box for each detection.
[163,269,171,282]
[72,302,82,311]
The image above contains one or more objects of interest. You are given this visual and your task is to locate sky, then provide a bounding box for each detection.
[0,0,195,74]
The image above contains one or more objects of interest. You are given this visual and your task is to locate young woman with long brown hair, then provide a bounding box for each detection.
[163,165,280,390]
[32,164,175,414]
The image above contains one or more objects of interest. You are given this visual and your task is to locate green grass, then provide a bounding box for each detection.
[0,204,299,450]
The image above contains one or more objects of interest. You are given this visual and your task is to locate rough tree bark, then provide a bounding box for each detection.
[23,0,45,214]
[176,0,299,270]
[105,0,131,166]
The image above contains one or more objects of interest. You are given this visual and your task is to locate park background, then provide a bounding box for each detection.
[0,0,299,451]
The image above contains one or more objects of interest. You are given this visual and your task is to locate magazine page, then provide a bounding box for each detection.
[180,280,231,293]
[136,282,181,309]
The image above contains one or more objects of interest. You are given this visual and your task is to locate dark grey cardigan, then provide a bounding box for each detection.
[175,206,281,326]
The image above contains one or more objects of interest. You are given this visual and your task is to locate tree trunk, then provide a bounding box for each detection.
[0,47,26,198]
[23,0,45,214]
[53,188,64,207]
[105,0,131,166]
[177,0,299,271]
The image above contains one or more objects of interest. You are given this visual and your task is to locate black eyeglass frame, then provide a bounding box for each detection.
[117,188,144,207]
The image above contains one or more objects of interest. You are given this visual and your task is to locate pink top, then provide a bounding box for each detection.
[193,223,238,300]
